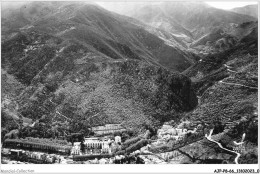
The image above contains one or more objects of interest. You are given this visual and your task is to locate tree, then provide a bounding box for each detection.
[246,118,258,144]
[80,141,85,154]
[1,129,8,142]
[212,119,224,134]
[45,82,58,93]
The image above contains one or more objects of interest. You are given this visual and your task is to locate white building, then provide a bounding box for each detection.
[115,136,121,144]
[101,141,111,154]
[71,142,81,155]
[83,137,112,154]
[84,137,103,149]
[175,128,187,136]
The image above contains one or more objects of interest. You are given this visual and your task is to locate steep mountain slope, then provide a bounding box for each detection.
[190,21,258,54]
[2,69,25,98]
[2,2,196,73]
[182,24,257,144]
[160,24,259,164]
[231,4,258,18]
[183,21,257,93]
[1,70,33,140]
[1,2,198,137]
[16,57,198,135]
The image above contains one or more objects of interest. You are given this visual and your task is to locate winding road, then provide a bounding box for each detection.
[56,111,70,120]
[219,81,258,89]
[226,69,237,73]
[49,99,58,105]
[87,113,101,121]
[205,129,241,164]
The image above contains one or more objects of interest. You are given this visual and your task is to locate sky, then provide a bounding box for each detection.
[2,1,258,11]
[206,1,258,9]
[95,1,258,16]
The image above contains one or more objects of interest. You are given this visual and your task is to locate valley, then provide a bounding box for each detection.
[1,1,258,165]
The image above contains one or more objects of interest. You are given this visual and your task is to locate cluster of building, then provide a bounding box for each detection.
[3,148,65,164]
[23,151,61,163]
[154,124,201,145]
[73,153,144,164]
[3,139,71,155]
[80,157,114,164]
[157,125,187,141]
[3,130,124,163]
[71,136,122,156]
[91,124,127,136]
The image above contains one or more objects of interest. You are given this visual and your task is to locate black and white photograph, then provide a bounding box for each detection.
[1,0,259,173]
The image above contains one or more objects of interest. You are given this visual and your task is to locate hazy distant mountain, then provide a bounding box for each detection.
[96,2,161,17]
[101,1,256,55]
[129,2,256,39]
[130,4,193,41]
[231,4,258,18]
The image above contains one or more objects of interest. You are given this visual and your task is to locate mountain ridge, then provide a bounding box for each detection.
[231,4,258,18]
[2,2,196,73]
[99,1,257,56]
